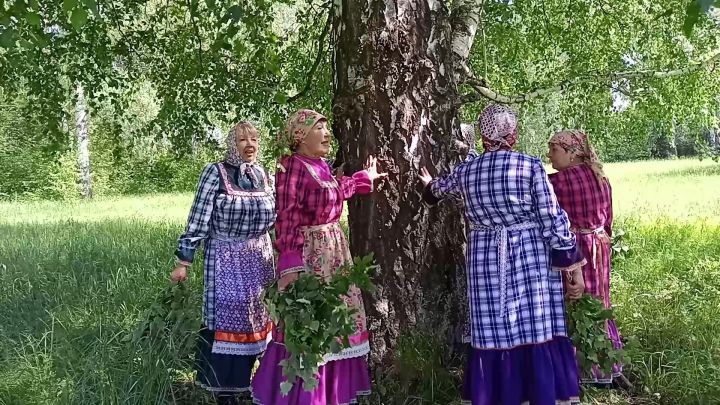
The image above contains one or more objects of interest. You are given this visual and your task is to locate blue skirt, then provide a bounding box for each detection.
[195,327,257,394]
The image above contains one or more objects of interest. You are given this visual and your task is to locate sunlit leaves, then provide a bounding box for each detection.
[463,0,720,148]
[684,0,720,36]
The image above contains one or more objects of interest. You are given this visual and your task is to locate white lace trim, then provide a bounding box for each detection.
[195,381,251,393]
[464,400,580,405]
[253,389,371,405]
[280,266,307,275]
[320,340,370,364]
[212,340,268,356]
[580,370,623,385]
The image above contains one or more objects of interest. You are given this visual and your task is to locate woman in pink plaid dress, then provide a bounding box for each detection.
[251,108,386,405]
[548,130,624,385]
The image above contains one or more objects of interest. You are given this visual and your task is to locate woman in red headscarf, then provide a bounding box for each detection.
[251,108,386,405]
[548,130,624,386]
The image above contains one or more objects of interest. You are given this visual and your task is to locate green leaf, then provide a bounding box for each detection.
[11,0,27,14]
[19,39,35,49]
[82,0,99,17]
[280,381,293,395]
[228,5,243,21]
[274,92,288,105]
[62,0,78,13]
[70,8,88,31]
[26,12,42,27]
[683,1,701,37]
[0,28,16,48]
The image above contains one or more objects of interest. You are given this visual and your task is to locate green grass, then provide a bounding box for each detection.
[1,159,720,404]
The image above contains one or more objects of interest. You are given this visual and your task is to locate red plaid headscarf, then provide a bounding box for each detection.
[549,130,607,184]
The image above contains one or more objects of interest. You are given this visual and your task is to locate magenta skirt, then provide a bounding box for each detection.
[251,340,371,405]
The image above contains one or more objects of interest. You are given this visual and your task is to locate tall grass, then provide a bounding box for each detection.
[1,159,719,404]
[0,218,211,404]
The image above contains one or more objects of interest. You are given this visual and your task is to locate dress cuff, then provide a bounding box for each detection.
[278,252,304,274]
[352,170,373,194]
[422,182,441,205]
[550,246,586,271]
[175,247,195,264]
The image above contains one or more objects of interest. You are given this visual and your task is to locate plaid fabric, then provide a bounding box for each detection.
[176,163,275,262]
[431,150,577,349]
[549,164,613,301]
[275,154,372,273]
[176,162,276,328]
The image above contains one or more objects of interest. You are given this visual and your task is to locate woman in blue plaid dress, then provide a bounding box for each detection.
[170,122,276,404]
[420,105,586,405]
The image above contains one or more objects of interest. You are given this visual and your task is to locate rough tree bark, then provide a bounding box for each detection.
[332,0,478,369]
[75,84,92,199]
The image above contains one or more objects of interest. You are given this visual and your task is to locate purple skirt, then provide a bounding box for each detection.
[463,336,580,405]
[580,319,624,384]
[251,340,371,405]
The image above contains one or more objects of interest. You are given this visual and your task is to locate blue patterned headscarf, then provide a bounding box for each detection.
[225,121,264,189]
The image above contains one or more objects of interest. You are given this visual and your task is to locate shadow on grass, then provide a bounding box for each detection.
[0,219,209,404]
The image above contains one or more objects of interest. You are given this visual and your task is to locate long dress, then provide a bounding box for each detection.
[176,161,276,394]
[251,153,372,405]
[549,164,623,384]
[427,150,583,405]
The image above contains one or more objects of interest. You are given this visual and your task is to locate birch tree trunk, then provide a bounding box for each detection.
[332,0,479,368]
[75,84,92,199]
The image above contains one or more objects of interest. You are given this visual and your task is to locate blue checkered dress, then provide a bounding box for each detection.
[176,162,276,329]
[430,150,576,349]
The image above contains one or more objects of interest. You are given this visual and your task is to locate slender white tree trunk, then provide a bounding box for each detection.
[75,84,92,199]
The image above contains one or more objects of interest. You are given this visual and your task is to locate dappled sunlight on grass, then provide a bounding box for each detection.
[1,159,719,403]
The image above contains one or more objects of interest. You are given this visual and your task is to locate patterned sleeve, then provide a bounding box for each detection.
[426,165,462,204]
[275,157,306,275]
[175,164,220,264]
[338,169,373,199]
[530,158,576,251]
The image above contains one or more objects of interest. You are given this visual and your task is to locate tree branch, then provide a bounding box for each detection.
[186,0,204,66]
[450,0,484,82]
[287,7,333,103]
[459,49,720,105]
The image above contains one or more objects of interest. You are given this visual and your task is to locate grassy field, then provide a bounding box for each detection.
[1,159,719,404]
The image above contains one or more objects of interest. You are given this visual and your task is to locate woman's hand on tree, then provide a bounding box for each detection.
[418,167,434,187]
[364,155,388,181]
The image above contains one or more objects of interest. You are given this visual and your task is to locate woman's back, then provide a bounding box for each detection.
[455,150,538,227]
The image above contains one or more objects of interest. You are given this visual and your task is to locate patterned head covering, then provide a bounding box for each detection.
[225,121,259,166]
[549,130,607,183]
[279,108,327,150]
[225,121,263,188]
[478,104,518,152]
[460,123,477,151]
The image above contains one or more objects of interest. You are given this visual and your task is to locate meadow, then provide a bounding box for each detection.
[1,159,719,404]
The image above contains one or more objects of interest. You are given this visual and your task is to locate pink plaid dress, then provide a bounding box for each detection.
[550,164,623,383]
[252,153,373,405]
